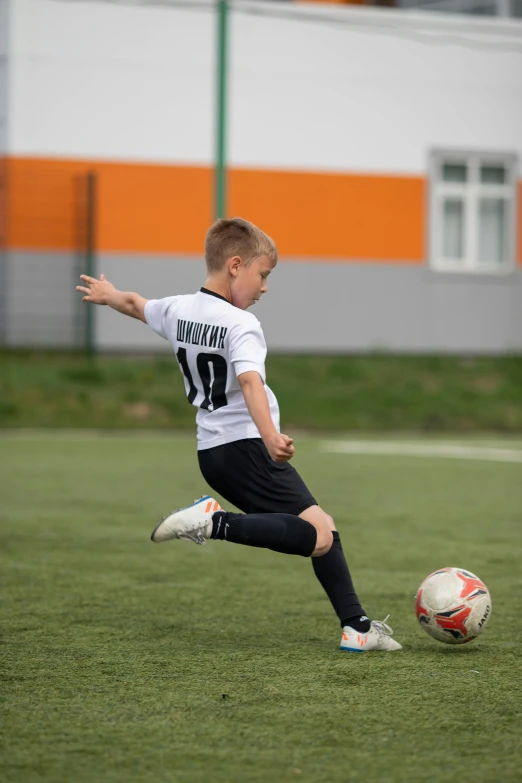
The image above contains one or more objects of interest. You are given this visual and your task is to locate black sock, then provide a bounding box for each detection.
[211,511,317,557]
[312,532,370,631]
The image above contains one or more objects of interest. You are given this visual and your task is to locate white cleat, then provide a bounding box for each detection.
[339,616,403,652]
[151,495,222,544]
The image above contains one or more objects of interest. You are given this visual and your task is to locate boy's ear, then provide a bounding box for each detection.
[228,255,242,277]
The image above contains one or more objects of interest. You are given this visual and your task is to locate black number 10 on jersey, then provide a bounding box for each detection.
[176,348,228,411]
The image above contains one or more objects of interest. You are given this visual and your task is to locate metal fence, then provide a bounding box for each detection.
[0,166,96,351]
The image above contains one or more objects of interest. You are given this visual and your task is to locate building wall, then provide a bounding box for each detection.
[0,0,8,155]
[1,0,522,351]
[3,251,85,347]
[93,255,522,354]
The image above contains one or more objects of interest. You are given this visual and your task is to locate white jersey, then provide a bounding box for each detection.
[144,288,280,450]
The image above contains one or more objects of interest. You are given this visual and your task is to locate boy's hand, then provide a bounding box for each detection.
[76,274,115,305]
[266,432,295,463]
[76,275,148,322]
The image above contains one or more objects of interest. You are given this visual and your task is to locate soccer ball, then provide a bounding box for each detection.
[415,567,492,645]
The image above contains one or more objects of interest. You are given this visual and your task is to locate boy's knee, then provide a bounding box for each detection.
[298,507,335,557]
[312,522,334,557]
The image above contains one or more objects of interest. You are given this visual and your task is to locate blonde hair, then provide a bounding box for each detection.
[205,217,278,273]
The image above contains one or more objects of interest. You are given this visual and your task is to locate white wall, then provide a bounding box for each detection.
[8,0,214,163]
[6,0,522,173]
[0,0,9,153]
[230,3,522,173]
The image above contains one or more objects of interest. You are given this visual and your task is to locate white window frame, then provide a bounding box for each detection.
[429,150,518,275]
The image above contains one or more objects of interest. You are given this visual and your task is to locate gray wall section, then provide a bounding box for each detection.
[1,251,86,347]
[96,254,522,354]
[95,255,205,352]
[2,251,522,353]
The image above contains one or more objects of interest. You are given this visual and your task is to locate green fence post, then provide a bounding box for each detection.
[215,0,228,220]
[85,171,96,356]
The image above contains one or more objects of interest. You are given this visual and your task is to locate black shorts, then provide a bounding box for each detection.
[198,438,317,516]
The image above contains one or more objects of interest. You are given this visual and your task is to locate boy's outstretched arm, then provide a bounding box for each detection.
[76,274,148,322]
[238,371,295,463]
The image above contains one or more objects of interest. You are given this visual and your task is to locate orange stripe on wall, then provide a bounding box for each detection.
[4,155,520,264]
[4,157,213,254]
[296,0,365,4]
[0,157,7,249]
[5,157,94,251]
[98,162,212,253]
[229,168,425,261]
[3,156,425,261]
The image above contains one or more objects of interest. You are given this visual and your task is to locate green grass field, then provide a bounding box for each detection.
[2,351,522,431]
[1,434,522,783]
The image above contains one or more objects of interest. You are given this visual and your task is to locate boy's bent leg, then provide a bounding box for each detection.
[211,510,317,557]
[151,496,317,557]
[300,505,369,632]
[151,497,402,651]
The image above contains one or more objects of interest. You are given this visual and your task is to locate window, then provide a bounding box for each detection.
[399,0,522,18]
[430,152,518,273]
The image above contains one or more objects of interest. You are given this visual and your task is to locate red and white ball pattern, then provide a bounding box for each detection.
[415,567,492,645]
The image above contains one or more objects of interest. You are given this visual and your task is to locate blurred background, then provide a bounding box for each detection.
[0,0,521,429]
[2,7,522,780]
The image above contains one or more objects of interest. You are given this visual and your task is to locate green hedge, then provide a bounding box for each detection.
[1,351,521,431]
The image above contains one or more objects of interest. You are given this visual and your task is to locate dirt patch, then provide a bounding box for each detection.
[471,375,501,394]
[124,402,152,420]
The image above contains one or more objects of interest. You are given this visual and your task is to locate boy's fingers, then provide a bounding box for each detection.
[100,274,106,281]
[80,275,96,284]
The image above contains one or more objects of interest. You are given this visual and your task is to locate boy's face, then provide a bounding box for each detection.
[231,255,273,310]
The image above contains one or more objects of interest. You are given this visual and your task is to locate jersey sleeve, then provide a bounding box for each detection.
[144,296,180,340]
[229,318,267,381]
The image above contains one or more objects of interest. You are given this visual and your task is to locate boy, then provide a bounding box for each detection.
[77,217,402,652]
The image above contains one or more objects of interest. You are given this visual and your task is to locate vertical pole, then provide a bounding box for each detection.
[497,0,511,16]
[215,0,228,220]
[0,159,7,346]
[85,171,96,356]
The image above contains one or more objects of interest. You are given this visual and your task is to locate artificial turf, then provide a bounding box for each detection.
[1,434,521,783]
